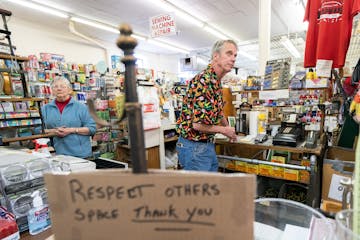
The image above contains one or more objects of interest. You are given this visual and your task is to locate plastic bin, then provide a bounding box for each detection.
[255,198,334,240]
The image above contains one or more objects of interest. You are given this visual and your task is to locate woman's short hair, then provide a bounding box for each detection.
[50,76,72,89]
[211,40,238,59]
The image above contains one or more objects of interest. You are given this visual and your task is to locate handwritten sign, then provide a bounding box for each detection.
[45,170,255,240]
[150,13,176,38]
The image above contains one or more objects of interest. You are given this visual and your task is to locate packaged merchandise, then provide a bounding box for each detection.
[0,206,19,240]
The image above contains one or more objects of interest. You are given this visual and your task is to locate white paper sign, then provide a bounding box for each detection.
[316,59,333,77]
[150,13,176,38]
[328,174,350,201]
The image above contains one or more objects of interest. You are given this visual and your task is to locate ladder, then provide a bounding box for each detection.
[0,8,29,97]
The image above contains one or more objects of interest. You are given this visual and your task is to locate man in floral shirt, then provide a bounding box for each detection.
[176,40,238,172]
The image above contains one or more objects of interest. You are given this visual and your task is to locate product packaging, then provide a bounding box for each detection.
[27,190,51,235]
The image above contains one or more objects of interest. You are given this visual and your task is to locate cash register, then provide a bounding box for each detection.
[272,122,304,147]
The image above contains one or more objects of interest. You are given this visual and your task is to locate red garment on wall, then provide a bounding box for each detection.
[304,0,360,68]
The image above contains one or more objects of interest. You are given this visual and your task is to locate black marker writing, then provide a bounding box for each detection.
[164,183,220,198]
[133,204,179,219]
[74,208,119,222]
[186,207,213,222]
[69,179,155,203]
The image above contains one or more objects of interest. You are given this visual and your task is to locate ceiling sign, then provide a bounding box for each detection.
[150,13,176,38]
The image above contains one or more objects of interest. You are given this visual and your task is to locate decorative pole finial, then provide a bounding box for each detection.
[116,23,147,174]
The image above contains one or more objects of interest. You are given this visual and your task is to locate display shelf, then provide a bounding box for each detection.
[0,116,41,120]
[0,124,41,130]
[0,97,45,102]
[0,54,28,62]
[2,133,53,143]
[216,140,324,207]
[218,155,310,184]
[164,135,178,143]
[0,68,27,74]
[0,97,47,144]
[159,124,177,170]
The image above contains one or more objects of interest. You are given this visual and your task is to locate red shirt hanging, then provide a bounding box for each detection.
[304,0,360,68]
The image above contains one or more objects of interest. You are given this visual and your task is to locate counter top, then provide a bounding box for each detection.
[215,137,323,155]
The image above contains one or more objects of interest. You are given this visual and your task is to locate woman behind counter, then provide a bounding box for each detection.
[42,76,96,158]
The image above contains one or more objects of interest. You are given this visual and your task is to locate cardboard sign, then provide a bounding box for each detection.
[150,13,176,38]
[44,169,255,240]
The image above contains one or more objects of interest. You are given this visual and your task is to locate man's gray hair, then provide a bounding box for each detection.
[50,76,72,89]
[211,39,238,59]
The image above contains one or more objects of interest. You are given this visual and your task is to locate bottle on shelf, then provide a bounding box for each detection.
[27,190,51,235]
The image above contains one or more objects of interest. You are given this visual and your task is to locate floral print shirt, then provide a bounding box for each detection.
[176,64,224,141]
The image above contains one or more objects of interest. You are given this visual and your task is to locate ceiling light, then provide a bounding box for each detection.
[147,39,190,54]
[6,0,68,18]
[70,17,119,34]
[153,0,204,27]
[132,33,147,41]
[31,0,71,12]
[280,36,301,58]
[173,10,204,27]
[203,26,228,40]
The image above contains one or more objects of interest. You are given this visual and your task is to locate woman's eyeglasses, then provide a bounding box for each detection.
[52,85,69,89]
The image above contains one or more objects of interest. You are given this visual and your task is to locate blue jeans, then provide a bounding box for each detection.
[176,136,218,172]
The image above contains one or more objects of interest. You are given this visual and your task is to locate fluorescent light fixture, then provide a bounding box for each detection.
[174,9,204,27]
[203,25,228,40]
[147,39,190,54]
[31,0,71,12]
[280,36,301,59]
[132,33,147,41]
[70,17,118,34]
[238,50,256,61]
[6,0,68,18]
[153,0,204,27]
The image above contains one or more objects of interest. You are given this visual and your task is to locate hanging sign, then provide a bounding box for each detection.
[150,13,176,38]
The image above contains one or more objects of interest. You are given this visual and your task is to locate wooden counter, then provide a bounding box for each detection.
[216,138,323,156]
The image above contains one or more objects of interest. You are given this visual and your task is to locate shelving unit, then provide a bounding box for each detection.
[159,123,178,169]
[216,140,324,207]
[0,97,49,144]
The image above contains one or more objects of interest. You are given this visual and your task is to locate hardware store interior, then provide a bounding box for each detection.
[0,0,360,239]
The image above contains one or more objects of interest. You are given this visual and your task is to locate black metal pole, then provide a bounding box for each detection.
[117,24,147,174]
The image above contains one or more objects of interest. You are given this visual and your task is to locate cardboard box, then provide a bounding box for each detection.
[225,160,236,170]
[283,169,299,181]
[246,163,259,174]
[270,166,284,178]
[270,156,286,164]
[235,161,247,172]
[44,169,255,240]
[321,199,342,213]
[322,159,354,204]
[259,164,272,177]
[299,170,310,184]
